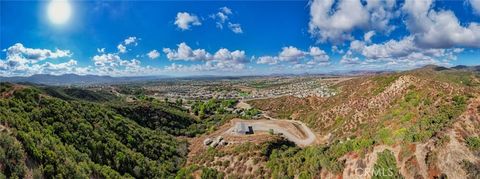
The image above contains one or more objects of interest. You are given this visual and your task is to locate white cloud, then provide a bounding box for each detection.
[0,43,76,76]
[174,12,201,30]
[228,23,243,34]
[332,46,345,54]
[37,59,79,75]
[164,63,185,71]
[364,31,376,43]
[211,7,243,34]
[211,7,232,28]
[365,0,397,33]
[0,60,8,71]
[213,48,247,64]
[114,37,138,54]
[220,6,232,14]
[308,47,330,63]
[342,36,464,67]
[117,44,126,53]
[403,0,480,48]
[119,59,141,68]
[471,0,480,15]
[147,50,160,59]
[257,46,330,67]
[216,12,229,24]
[309,0,370,43]
[211,12,229,29]
[92,53,121,66]
[97,48,105,53]
[340,55,361,65]
[279,46,306,62]
[309,0,397,43]
[124,37,138,46]
[1,42,163,77]
[349,37,416,59]
[257,56,279,65]
[163,42,211,61]
[5,43,72,63]
[91,48,153,76]
[162,42,249,72]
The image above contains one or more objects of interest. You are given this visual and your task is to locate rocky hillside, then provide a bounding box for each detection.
[215,65,480,178]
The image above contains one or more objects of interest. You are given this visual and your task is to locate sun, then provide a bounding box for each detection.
[48,0,72,25]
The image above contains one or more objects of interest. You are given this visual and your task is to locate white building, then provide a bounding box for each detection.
[232,122,253,135]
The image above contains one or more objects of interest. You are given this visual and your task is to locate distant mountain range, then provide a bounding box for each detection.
[1,65,478,85]
[0,74,169,85]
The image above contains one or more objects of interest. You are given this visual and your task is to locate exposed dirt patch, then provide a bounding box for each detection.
[0,84,26,98]
[224,119,317,146]
[187,119,277,164]
[235,101,251,110]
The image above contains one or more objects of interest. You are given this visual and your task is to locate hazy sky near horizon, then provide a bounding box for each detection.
[1,0,480,77]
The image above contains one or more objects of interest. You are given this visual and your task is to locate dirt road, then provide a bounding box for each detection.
[225,119,317,146]
[231,100,317,146]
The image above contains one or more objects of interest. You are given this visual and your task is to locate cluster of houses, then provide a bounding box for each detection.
[138,77,339,101]
[246,81,337,99]
[146,84,245,100]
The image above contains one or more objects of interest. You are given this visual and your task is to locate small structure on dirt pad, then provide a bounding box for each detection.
[203,138,213,145]
[232,122,254,135]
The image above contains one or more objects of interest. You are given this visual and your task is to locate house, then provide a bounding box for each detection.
[232,122,253,135]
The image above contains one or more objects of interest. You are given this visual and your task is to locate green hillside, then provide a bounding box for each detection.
[0,84,198,178]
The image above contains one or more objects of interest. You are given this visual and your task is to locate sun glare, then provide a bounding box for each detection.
[48,0,72,25]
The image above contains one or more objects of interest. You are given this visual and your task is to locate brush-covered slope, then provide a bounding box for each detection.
[242,66,480,178]
[0,83,200,178]
[251,66,479,139]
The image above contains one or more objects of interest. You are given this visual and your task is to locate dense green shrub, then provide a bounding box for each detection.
[264,137,374,178]
[111,103,199,136]
[175,165,199,179]
[0,134,27,179]
[0,86,189,178]
[372,150,403,179]
[466,136,480,151]
[404,95,468,143]
[191,99,237,118]
[0,82,13,93]
[201,168,224,179]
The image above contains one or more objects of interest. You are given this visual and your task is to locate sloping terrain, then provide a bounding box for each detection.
[192,65,480,178]
[41,86,119,102]
[0,83,200,178]
[1,65,479,178]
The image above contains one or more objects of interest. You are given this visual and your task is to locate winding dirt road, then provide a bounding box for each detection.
[224,119,317,146]
[230,100,318,146]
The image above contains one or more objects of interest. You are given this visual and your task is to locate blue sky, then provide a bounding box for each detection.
[1,0,480,77]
